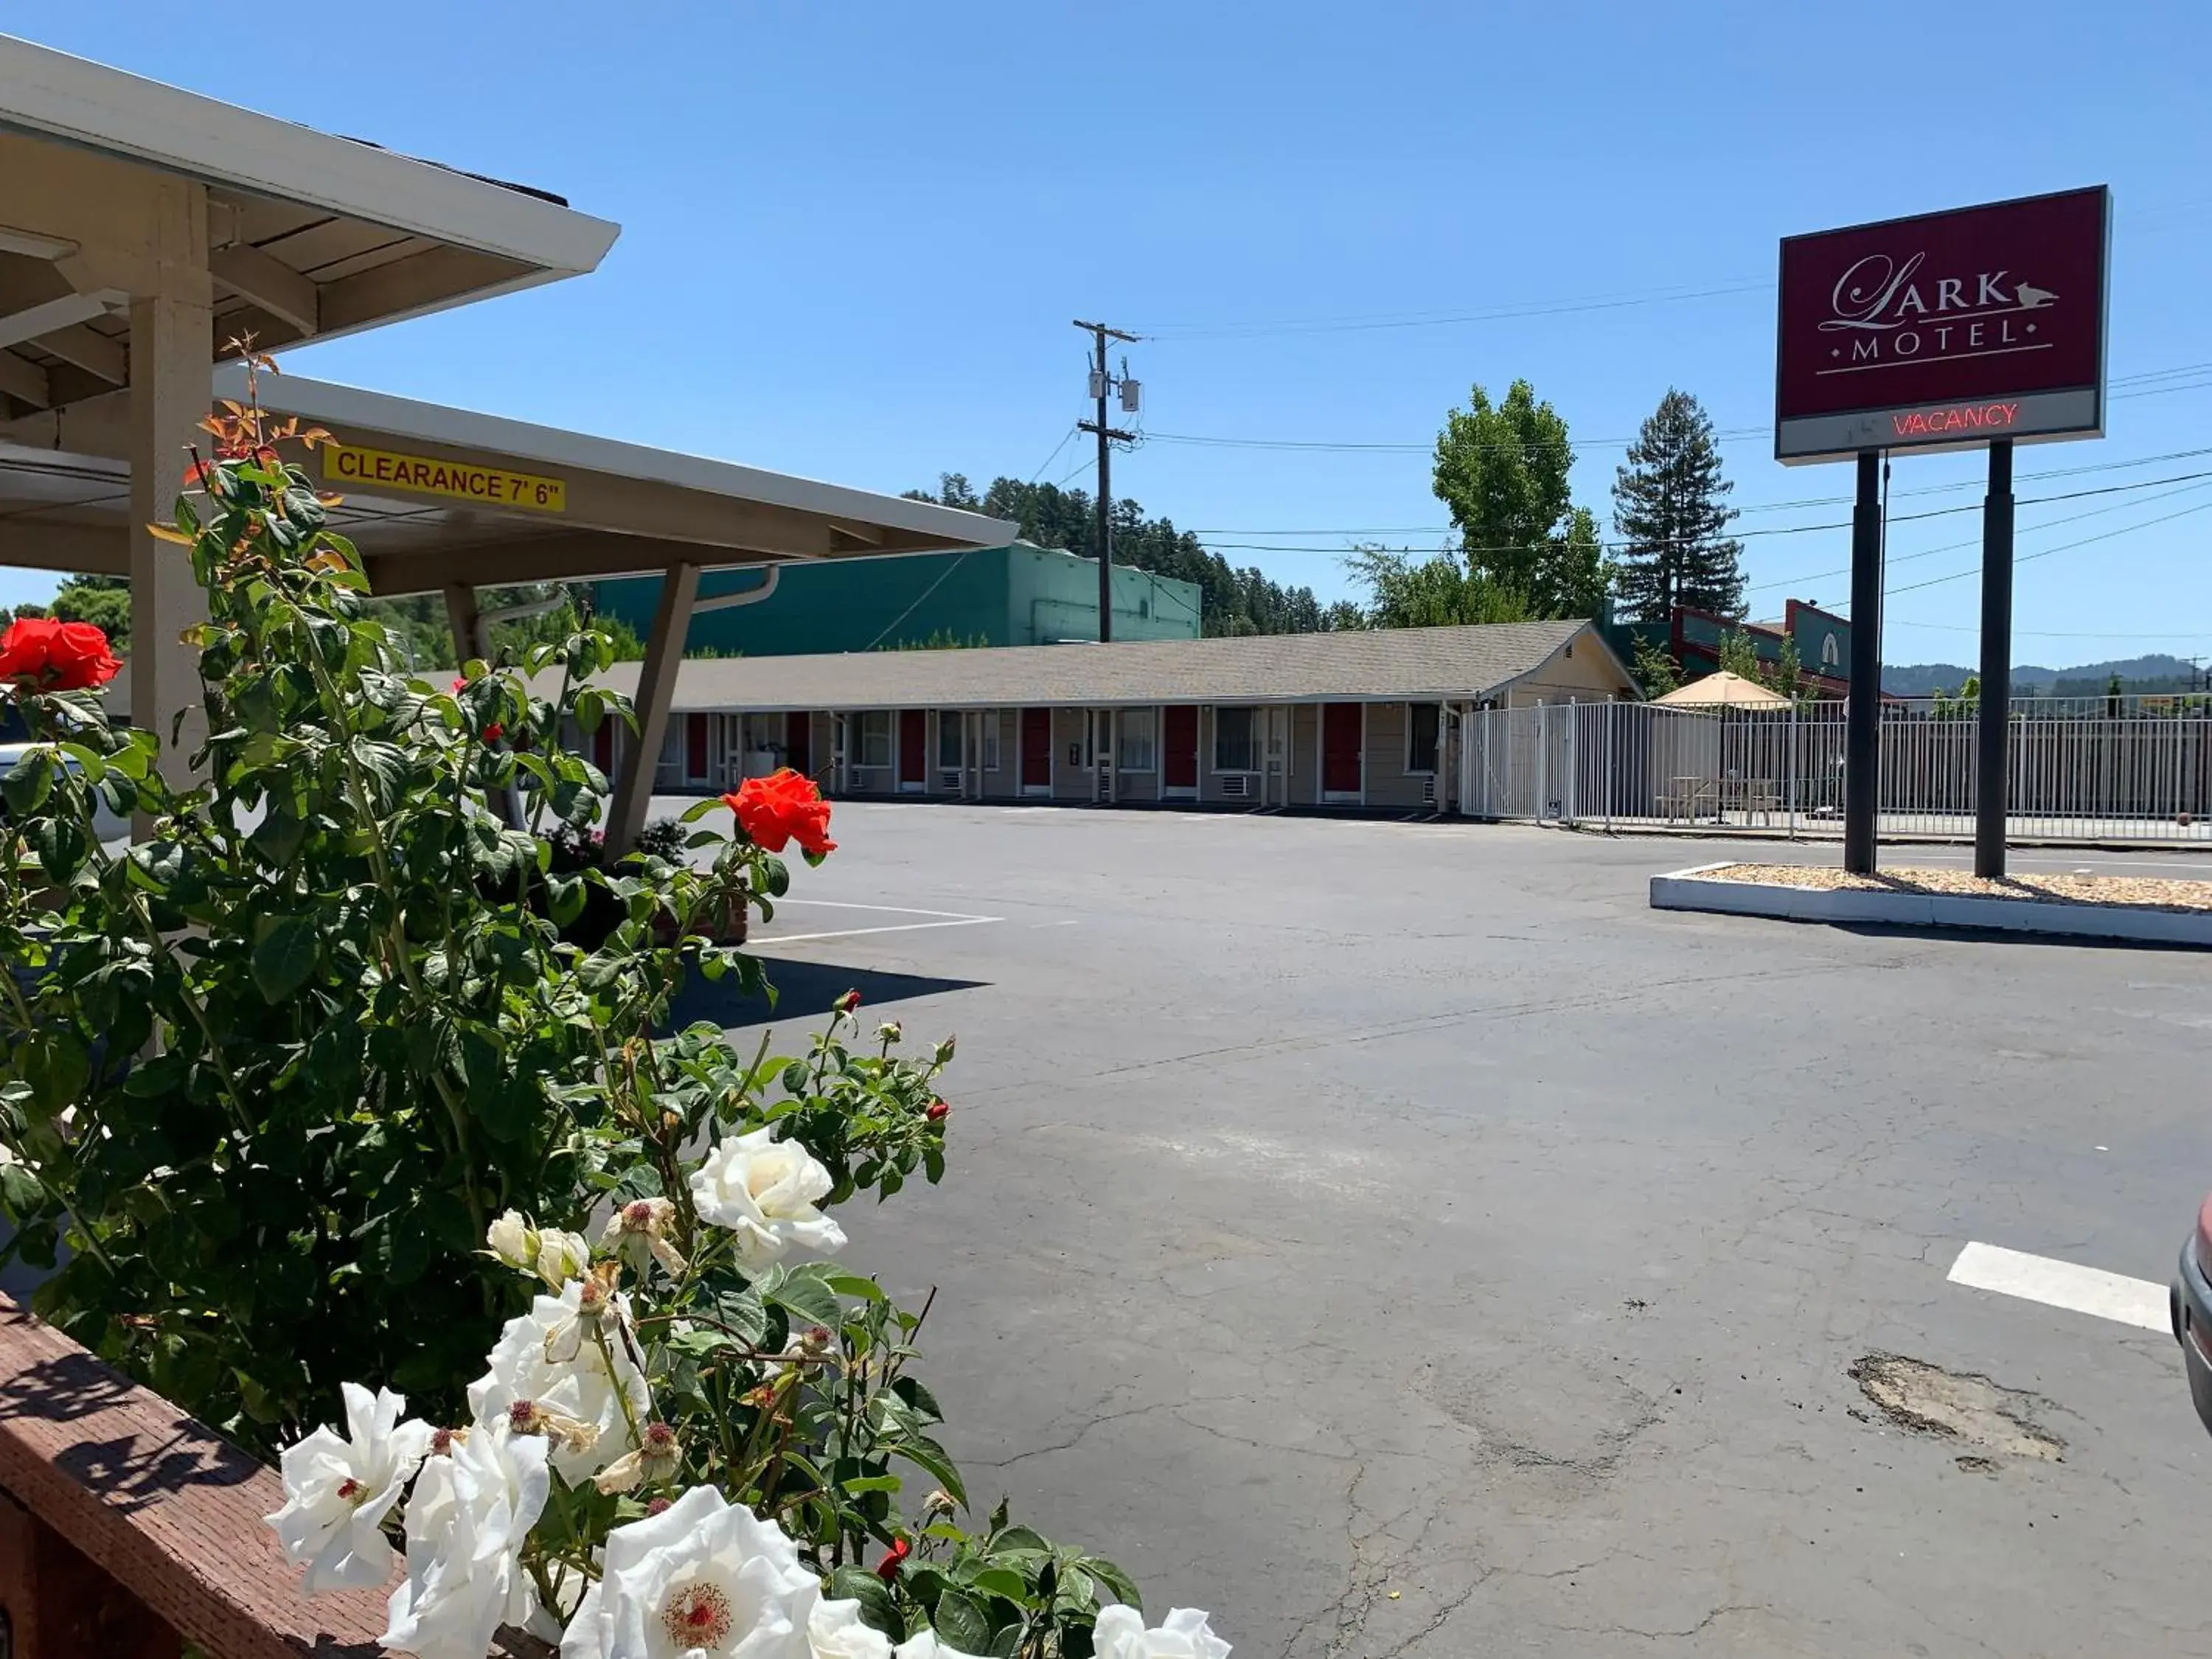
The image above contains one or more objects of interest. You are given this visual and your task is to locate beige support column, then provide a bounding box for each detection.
[608,561,698,856]
[125,181,212,780]
[443,582,484,669]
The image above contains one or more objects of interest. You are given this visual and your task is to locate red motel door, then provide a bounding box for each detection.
[785,711,812,777]
[685,712,709,782]
[1322,703,1361,795]
[899,710,927,785]
[1020,708,1052,787]
[1163,705,1198,789]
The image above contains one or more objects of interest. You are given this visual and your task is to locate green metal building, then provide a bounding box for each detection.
[592,542,1201,658]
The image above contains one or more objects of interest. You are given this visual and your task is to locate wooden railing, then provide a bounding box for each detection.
[0,1293,391,1658]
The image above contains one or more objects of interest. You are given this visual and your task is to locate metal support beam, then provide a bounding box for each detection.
[1843,449,1883,874]
[1975,439,2015,878]
[607,560,699,857]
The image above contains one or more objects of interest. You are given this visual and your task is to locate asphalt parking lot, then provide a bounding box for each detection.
[668,799,2212,1658]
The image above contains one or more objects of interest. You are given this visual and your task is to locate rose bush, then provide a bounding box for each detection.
[0,355,1228,1658]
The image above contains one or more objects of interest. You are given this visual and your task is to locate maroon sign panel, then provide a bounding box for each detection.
[1775,186,2108,463]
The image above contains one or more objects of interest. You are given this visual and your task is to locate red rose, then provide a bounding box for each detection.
[874,1537,910,1582]
[926,1099,950,1124]
[835,990,862,1015]
[482,722,504,743]
[723,768,836,858]
[451,676,467,693]
[0,616,122,692]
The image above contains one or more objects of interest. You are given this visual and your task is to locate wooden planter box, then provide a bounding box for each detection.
[0,1295,546,1658]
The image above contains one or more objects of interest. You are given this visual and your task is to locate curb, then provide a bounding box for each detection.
[1649,864,2212,947]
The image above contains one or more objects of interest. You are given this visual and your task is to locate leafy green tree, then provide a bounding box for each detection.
[1717,627,1764,682]
[1631,635,1681,698]
[49,574,131,648]
[1610,389,1745,621]
[1344,546,1534,628]
[1430,379,1608,616]
[906,473,1331,637]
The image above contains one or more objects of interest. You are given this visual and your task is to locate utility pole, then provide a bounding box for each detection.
[1074,320,1140,643]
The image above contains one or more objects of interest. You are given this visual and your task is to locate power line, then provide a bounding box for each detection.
[1144,424,1771,456]
[1881,495,2212,599]
[1133,279,1772,341]
[1745,475,2212,597]
[1185,467,2212,559]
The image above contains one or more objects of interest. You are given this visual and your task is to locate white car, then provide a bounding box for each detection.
[0,739,130,844]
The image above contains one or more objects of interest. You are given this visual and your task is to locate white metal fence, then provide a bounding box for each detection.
[1460,700,2212,844]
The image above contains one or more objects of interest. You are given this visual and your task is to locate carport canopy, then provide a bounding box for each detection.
[0,368,1017,848]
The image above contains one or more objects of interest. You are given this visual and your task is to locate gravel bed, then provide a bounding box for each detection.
[1700,863,2212,914]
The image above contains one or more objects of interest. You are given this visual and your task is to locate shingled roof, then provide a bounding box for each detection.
[576,619,1627,712]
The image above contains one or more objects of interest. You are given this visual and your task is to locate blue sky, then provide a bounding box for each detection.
[13,3,2212,668]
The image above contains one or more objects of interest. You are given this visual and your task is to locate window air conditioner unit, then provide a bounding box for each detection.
[1219,774,1251,799]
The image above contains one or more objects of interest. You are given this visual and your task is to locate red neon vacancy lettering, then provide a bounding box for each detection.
[1890,401,2018,439]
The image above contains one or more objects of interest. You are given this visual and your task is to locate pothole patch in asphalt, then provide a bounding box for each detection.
[1849,1353,2065,1464]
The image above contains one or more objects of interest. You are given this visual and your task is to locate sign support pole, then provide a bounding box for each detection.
[1975,438,2015,877]
[1844,449,1883,874]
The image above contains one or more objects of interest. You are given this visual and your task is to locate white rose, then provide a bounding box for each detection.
[467,1278,652,1481]
[689,1127,847,1272]
[558,1484,820,1659]
[265,1382,433,1594]
[486,1209,538,1270]
[1091,1607,1231,1659]
[894,1633,985,1659]
[810,1596,894,1659]
[535,1227,593,1287]
[380,1421,549,1659]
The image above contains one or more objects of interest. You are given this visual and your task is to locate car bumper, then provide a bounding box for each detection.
[2172,1237,2212,1434]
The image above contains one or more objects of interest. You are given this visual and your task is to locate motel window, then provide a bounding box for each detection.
[858,711,893,768]
[937,713,964,770]
[984,714,1003,772]
[1214,706,1259,773]
[1119,708,1157,771]
[1406,703,1441,774]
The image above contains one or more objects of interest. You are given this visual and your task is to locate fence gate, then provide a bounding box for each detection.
[1456,698,2212,846]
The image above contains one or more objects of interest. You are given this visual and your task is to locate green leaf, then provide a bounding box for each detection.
[824,1272,887,1304]
[839,1473,902,1495]
[29,814,88,884]
[249,913,319,1003]
[56,742,105,784]
[932,1588,990,1654]
[828,1568,904,1638]
[21,1031,89,1113]
[762,1262,842,1331]
[967,1567,1029,1602]
[1079,1555,1143,1612]
[892,1433,967,1509]
[891,1375,943,1423]
[2,747,55,816]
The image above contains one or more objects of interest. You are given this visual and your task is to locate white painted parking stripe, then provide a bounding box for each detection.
[757,917,1001,946]
[770,900,990,919]
[1947,1242,2168,1332]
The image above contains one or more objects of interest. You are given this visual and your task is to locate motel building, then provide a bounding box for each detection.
[566,618,1638,814]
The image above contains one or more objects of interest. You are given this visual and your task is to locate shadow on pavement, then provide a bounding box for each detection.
[668,958,990,1033]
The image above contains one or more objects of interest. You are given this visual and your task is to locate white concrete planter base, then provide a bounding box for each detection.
[1649,862,2212,947]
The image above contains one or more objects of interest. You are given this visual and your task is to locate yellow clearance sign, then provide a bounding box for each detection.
[324,443,567,514]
